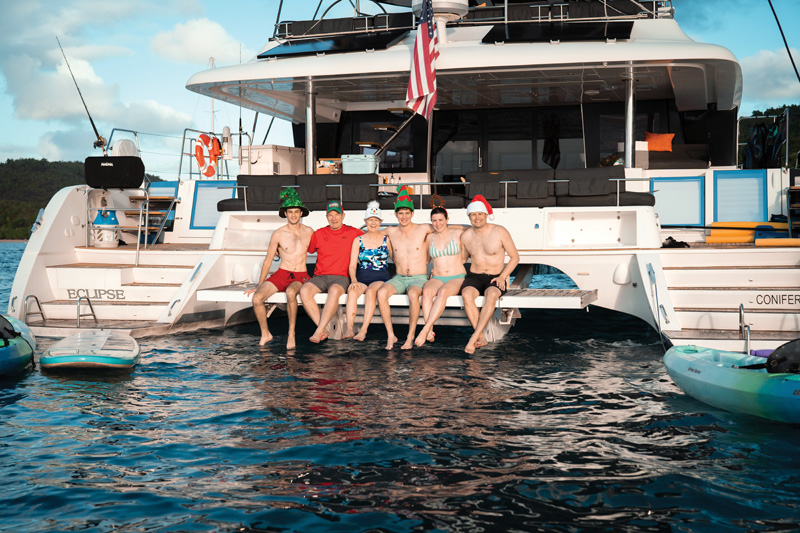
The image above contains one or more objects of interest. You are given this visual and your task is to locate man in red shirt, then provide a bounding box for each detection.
[301,200,364,343]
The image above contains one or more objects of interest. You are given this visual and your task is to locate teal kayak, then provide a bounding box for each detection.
[0,315,36,375]
[664,344,800,423]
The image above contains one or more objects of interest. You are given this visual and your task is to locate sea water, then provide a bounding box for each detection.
[1,241,799,532]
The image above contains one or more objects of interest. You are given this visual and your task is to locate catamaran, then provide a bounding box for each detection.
[7,0,799,351]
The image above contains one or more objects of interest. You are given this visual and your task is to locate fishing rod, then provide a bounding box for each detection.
[56,36,107,154]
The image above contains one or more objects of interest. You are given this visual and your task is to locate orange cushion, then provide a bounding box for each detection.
[645,132,674,152]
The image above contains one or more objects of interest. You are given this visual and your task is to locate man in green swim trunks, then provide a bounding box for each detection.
[376,185,433,350]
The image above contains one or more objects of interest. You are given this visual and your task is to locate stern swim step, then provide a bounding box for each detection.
[38,300,171,321]
[196,284,598,309]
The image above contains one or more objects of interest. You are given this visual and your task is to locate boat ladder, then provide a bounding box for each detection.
[77,296,99,328]
[23,295,46,324]
[739,304,751,355]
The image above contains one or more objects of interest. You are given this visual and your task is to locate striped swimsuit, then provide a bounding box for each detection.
[430,235,465,284]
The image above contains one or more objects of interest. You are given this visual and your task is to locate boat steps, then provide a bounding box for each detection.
[663,267,799,287]
[47,263,193,286]
[673,308,800,332]
[37,300,169,321]
[667,287,799,310]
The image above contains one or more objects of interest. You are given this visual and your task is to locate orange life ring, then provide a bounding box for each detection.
[194,134,221,177]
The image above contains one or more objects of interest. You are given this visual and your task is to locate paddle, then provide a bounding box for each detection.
[737,338,800,373]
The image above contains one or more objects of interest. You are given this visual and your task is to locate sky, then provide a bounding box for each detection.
[1,0,799,178]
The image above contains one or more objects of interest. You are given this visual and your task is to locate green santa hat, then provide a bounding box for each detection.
[394,184,415,212]
[279,187,309,217]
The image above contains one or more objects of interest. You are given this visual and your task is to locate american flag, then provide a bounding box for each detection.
[406,0,439,120]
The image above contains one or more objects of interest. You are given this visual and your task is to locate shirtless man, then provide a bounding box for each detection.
[460,195,520,354]
[376,186,433,350]
[245,188,313,349]
[300,200,363,343]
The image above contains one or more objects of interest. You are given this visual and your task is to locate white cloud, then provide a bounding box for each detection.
[740,48,800,104]
[0,0,209,162]
[151,18,254,66]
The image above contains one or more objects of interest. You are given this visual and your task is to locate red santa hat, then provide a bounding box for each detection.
[466,195,494,220]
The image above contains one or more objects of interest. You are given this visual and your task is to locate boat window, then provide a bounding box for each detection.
[313,111,428,173]
[432,106,585,177]
[433,110,480,180]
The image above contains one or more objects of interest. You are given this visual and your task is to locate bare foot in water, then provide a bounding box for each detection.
[310,330,329,343]
[415,329,435,347]
[259,333,273,346]
[354,329,367,341]
[385,335,398,350]
[342,328,354,339]
[286,334,296,350]
[401,337,414,350]
[465,332,486,354]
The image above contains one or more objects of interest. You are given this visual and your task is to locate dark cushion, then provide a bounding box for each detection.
[378,193,465,211]
[502,169,554,198]
[335,174,379,206]
[296,174,329,209]
[554,167,625,196]
[217,198,245,212]
[648,144,709,169]
[556,192,655,207]
[465,171,502,200]
[238,174,297,210]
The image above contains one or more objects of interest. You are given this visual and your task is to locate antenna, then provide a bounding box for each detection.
[57,36,107,153]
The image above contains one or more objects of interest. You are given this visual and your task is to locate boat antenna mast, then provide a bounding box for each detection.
[767,0,800,86]
[56,36,107,154]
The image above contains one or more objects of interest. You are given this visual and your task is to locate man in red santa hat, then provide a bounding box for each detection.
[460,195,520,354]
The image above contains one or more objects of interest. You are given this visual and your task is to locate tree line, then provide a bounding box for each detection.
[0,158,159,240]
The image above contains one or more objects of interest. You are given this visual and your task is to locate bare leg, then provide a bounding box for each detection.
[355,281,383,341]
[310,284,346,343]
[344,282,367,339]
[461,286,487,348]
[465,287,501,354]
[420,278,441,325]
[377,283,399,350]
[299,282,322,327]
[415,278,462,347]
[252,281,278,345]
[285,281,302,350]
[402,285,423,350]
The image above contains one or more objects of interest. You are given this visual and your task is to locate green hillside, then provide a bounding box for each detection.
[0,159,85,239]
[0,158,160,240]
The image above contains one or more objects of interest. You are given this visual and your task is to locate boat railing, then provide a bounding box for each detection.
[739,304,751,355]
[177,128,230,182]
[22,295,46,325]
[85,187,178,266]
[76,296,98,328]
[273,0,673,41]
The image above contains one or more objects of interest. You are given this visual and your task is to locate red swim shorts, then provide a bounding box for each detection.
[266,268,311,292]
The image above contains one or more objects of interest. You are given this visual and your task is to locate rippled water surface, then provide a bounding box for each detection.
[2,242,799,532]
